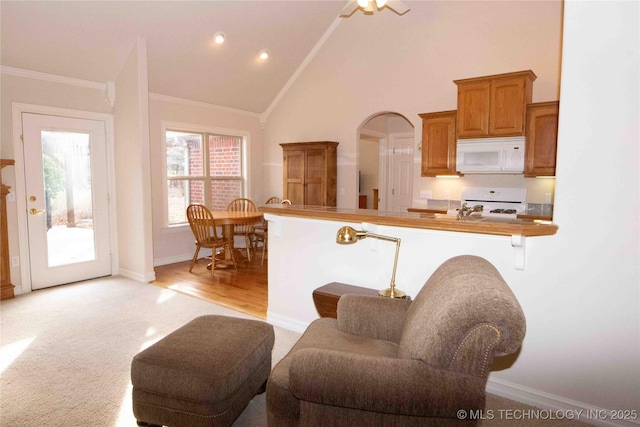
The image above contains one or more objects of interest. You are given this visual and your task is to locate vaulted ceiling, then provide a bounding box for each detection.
[1,1,352,113]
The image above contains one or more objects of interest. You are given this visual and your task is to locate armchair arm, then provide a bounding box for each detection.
[289,348,485,418]
[337,295,412,343]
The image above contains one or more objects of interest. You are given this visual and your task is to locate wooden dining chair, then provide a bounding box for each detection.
[186,204,237,274]
[226,198,258,262]
[254,197,283,265]
[265,196,282,205]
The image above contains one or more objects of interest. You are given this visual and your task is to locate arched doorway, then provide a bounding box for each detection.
[358,112,414,212]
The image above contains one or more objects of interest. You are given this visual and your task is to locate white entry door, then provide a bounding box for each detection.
[390,134,413,213]
[22,113,112,289]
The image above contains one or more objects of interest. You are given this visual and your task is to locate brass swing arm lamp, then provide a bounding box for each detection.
[335,226,407,299]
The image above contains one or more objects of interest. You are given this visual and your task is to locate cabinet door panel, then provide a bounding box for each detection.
[490,77,527,135]
[420,111,457,176]
[456,81,490,138]
[525,102,559,177]
[305,149,326,205]
[284,150,304,204]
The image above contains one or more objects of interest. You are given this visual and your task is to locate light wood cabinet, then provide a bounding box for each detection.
[281,141,338,206]
[455,70,536,139]
[419,111,458,177]
[525,101,559,177]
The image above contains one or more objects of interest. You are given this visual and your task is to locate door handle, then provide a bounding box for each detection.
[29,208,45,215]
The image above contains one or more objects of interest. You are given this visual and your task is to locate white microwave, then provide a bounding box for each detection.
[456,137,525,174]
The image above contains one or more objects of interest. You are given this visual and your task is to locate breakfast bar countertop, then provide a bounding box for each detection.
[260,205,558,237]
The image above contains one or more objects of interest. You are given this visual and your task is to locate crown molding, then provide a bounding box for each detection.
[1,65,106,90]
[149,93,261,119]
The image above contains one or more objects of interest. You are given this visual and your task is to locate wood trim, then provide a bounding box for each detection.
[1,159,16,300]
[453,70,537,85]
[407,208,447,214]
[313,282,379,318]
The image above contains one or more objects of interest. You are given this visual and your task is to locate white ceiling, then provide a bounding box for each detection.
[1,1,349,113]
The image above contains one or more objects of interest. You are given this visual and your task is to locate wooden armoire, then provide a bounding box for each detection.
[280,141,338,207]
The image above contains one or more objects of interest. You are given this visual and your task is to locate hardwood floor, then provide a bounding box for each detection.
[152,250,268,319]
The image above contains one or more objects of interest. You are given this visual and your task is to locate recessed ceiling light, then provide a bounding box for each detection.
[213,32,226,44]
[259,49,270,60]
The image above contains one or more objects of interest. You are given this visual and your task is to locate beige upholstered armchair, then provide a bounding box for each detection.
[266,255,526,426]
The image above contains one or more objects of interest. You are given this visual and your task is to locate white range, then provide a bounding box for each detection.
[447,187,527,220]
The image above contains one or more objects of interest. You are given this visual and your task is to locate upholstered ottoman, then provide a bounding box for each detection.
[131,315,275,427]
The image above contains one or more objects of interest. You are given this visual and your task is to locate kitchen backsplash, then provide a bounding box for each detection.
[424,199,461,211]
[525,203,554,217]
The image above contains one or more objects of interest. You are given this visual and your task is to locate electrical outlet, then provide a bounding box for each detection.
[11,256,19,267]
[420,190,432,199]
[544,193,552,204]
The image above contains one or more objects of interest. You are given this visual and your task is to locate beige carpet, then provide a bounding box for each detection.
[0,276,589,426]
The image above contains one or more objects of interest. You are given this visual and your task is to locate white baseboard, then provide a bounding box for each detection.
[154,253,195,267]
[117,269,155,283]
[154,248,222,267]
[487,377,640,427]
[266,311,310,334]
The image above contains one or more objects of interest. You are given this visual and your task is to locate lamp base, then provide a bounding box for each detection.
[379,287,407,299]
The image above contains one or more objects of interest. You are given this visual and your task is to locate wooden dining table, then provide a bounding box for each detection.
[210,210,264,266]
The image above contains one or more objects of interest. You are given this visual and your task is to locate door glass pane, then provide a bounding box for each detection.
[42,131,95,267]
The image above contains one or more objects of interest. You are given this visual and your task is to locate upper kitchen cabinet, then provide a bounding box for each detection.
[525,101,559,177]
[281,141,338,207]
[419,111,458,177]
[454,70,536,138]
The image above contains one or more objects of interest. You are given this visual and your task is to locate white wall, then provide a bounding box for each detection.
[545,0,639,412]
[264,0,639,422]
[148,95,265,265]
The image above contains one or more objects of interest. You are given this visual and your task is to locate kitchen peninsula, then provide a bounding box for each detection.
[261,204,558,333]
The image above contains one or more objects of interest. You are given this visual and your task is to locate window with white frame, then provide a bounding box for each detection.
[165,129,245,225]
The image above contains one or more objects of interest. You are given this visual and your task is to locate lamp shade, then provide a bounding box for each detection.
[336,226,364,245]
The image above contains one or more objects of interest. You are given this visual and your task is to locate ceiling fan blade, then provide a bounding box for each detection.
[339,1,360,17]
[386,0,411,15]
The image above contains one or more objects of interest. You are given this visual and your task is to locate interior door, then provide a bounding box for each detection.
[22,113,111,289]
[390,134,413,213]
